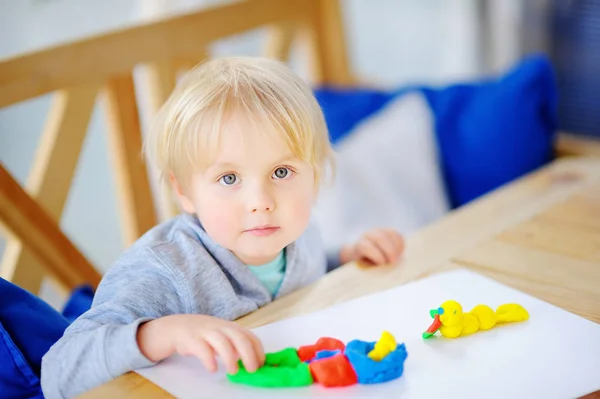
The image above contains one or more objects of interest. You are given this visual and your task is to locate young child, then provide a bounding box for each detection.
[40,56,405,398]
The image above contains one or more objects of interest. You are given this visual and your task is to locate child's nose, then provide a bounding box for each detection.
[248,189,275,213]
[252,204,273,212]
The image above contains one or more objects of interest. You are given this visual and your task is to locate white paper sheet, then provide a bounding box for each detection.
[136,269,600,398]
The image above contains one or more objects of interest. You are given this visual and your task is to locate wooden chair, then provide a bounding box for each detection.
[0,0,598,298]
[0,0,353,296]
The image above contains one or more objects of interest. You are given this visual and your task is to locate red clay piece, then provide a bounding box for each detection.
[298,337,346,362]
[309,353,358,387]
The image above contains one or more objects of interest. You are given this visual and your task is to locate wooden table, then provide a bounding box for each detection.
[81,157,600,398]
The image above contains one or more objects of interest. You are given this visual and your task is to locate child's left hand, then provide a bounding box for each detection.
[340,229,405,266]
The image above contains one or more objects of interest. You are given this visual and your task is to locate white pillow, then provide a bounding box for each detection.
[312,92,451,252]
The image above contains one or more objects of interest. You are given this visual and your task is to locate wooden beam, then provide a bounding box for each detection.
[304,0,353,85]
[145,61,177,114]
[265,22,297,62]
[0,0,311,107]
[104,73,157,246]
[144,61,181,221]
[1,85,98,293]
[0,163,102,290]
[172,52,208,75]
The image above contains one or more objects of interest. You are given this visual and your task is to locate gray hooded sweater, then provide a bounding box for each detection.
[40,212,334,399]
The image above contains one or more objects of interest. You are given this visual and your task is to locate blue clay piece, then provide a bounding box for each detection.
[344,339,408,384]
[304,349,341,364]
[315,349,341,360]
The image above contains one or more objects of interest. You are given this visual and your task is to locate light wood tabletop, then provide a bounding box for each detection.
[80,157,600,399]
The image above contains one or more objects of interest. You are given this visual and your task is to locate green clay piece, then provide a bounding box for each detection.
[227,348,314,388]
[422,332,434,339]
[265,348,302,367]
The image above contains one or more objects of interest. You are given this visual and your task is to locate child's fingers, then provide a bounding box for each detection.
[223,328,261,373]
[245,330,265,366]
[366,230,398,263]
[187,338,218,373]
[383,230,405,261]
[205,331,240,374]
[357,237,387,265]
[390,231,405,255]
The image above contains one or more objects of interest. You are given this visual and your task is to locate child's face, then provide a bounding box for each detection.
[176,113,317,265]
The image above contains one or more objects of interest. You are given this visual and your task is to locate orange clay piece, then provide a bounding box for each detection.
[309,353,358,387]
[298,337,345,363]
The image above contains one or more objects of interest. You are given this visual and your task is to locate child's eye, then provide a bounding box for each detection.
[219,174,239,186]
[273,167,292,180]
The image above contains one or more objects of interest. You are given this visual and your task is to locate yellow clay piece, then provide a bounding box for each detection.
[368,331,397,361]
[470,304,496,330]
[431,300,529,339]
[496,304,530,322]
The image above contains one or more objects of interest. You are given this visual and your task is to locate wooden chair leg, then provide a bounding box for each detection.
[104,73,158,247]
[0,163,101,290]
[265,22,297,62]
[144,53,209,222]
[172,52,208,76]
[1,85,98,294]
[145,61,181,221]
[304,0,353,86]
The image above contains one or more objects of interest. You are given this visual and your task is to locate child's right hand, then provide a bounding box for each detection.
[137,314,265,374]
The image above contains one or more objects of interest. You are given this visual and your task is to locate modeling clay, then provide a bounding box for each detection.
[227,333,408,389]
[297,337,345,362]
[309,349,341,363]
[422,309,442,338]
[423,300,529,339]
[226,348,313,387]
[345,339,408,384]
[309,353,358,387]
[367,331,397,361]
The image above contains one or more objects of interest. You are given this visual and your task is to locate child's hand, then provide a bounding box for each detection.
[340,228,405,266]
[137,314,265,374]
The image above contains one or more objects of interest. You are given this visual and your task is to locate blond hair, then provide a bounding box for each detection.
[144,56,334,187]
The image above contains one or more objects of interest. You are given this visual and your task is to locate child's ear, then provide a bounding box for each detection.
[169,172,197,214]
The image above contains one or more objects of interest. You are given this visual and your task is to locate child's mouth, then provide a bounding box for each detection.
[245,226,280,237]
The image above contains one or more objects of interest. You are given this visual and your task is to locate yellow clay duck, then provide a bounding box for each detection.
[422,300,529,339]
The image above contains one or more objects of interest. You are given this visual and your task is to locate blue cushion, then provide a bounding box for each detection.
[313,86,398,145]
[0,278,70,398]
[422,54,558,207]
[314,54,557,209]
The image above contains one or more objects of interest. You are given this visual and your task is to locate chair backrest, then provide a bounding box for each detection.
[0,0,352,294]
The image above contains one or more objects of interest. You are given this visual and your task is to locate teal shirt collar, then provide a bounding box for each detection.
[247,250,286,297]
